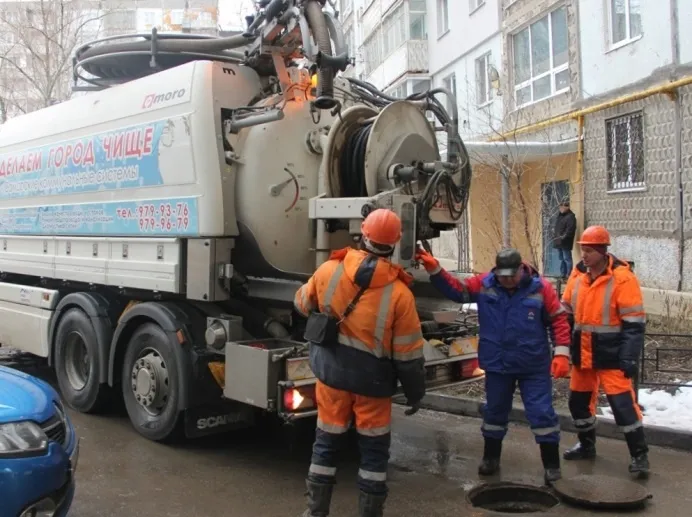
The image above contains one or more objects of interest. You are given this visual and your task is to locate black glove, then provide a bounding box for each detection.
[621,360,638,379]
[404,400,421,416]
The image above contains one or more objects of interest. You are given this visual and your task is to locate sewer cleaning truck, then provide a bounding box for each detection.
[0,0,481,442]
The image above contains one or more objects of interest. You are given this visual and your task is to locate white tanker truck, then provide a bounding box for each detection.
[0,0,480,442]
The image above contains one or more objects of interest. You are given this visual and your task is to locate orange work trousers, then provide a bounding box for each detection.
[307,381,392,495]
[569,367,643,435]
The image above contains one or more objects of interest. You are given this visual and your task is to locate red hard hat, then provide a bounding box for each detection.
[361,209,402,247]
[577,225,611,246]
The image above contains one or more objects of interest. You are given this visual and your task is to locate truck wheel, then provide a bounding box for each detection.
[121,323,183,442]
[54,308,110,413]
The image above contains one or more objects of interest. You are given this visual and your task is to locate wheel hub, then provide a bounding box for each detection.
[131,351,169,414]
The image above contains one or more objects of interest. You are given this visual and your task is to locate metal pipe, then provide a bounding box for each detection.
[575,116,584,185]
[229,110,284,132]
[492,75,692,140]
[501,156,510,248]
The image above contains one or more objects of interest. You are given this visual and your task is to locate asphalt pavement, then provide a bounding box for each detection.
[66,404,692,517]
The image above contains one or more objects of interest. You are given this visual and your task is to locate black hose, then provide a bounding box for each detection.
[304,0,334,101]
[339,123,372,196]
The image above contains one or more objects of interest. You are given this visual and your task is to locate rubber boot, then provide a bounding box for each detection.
[625,427,650,478]
[539,442,562,485]
[302,479,334,517]
[478,438,502,476]
[563,429,596,460]
[358,490,387,517]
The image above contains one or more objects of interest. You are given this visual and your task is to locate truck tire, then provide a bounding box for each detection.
[121,322,183,442]
[54,308,111,413]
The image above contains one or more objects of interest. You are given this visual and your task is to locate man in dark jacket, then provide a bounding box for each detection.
[553,202,577,279]
[416,247,571,485]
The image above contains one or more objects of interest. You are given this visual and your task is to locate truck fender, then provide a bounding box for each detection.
[108,301,194,411]
[48,292,113,385]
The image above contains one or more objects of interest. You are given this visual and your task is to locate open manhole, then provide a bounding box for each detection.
[467,483,560,513]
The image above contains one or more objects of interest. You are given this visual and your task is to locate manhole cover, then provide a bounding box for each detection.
[467,482,560,513]
[552,474,652,510]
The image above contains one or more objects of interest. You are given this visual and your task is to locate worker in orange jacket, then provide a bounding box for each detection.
[294,208,426,517]
[561,225,649,477]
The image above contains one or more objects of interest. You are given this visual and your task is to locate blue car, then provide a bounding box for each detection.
[0,365,79,517]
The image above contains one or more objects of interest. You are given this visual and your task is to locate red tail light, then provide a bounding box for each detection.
[284,386,316,411]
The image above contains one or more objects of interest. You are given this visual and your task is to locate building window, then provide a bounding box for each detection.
[341,0,353,17]
[389,83,408,98]
[475,52,492,106]
[609,0,642,46]
[512,6,569,108]
[469,0,485,12]
[362,34,381,75]
[409,0,427,40]
[606,111,645,191]
[442,73,457,114]
[437,0,449,37]
[382,4,405,57]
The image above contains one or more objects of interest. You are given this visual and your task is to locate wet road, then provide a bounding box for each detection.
[66,404,692,517]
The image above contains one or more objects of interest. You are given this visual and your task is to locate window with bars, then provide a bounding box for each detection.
[606,111,645,191]
[512,6,569,108]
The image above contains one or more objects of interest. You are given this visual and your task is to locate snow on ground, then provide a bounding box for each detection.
[599,381,692,431]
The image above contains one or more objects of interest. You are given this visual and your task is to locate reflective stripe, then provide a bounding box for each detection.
[554,345,570,356]
[574,323,622,333]
[571,277,582,316]
[430,265,442,275]
[338,333,383,357]
[357,425,391,437]
[526,293,544,302]
[317,418,350,434]
[532,425,560,436]
[622,315,646,324]
[358,469,387,482]
[323,263,345,315]
[310,464,337,477]
[622,420,643,433]
[393,347,424,361]
[574,416,597,427]
[620,305,644,315]
[602,277,615,326]
[481,422,507,432]
[550,306,566,317]
[481,286,498,297]
[373,283,394,357]
[393,331,423,345]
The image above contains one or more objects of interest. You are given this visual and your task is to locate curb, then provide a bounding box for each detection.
[393,393,692,452]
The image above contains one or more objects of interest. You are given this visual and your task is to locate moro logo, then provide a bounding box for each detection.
[142,88,187,109]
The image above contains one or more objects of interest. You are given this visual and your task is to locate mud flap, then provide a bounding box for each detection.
[184,402,256,438]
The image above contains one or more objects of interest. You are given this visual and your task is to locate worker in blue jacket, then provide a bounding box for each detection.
[416,247,572,484]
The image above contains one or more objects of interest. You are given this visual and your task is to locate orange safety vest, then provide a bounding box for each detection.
[561,255,646,370]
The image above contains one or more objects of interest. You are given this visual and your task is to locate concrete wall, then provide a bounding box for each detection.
[578,0,674,99]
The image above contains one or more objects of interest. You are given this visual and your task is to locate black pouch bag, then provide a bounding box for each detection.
[304,286,367,347]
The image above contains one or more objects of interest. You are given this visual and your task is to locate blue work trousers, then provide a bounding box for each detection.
[481,372,560,444]
[558,248,573,278]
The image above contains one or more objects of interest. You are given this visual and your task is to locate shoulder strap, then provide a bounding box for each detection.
[339,285,367,323]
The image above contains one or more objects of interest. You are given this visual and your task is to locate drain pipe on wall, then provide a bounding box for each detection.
[501,155,511,248]
[671,0,684,292]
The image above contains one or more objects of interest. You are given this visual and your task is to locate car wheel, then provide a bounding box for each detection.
[54,308,110,413]
[121,322,183,442]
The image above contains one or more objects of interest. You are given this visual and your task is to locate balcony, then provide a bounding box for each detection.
[366,40,428,90]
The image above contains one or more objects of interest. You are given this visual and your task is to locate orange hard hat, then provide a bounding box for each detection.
[577,225,611,246]
[361,208,402,247]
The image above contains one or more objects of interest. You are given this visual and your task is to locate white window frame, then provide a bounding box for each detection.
[382,4,405,58]
[437,0,449,37]
[341,0,354,18]
[512,7,569,109]
[607,0,642,50]
[606,111,646,192]
[469,0,485,14]
[475,52,493,107]
[409,0,427,41]
[442,73,457,115]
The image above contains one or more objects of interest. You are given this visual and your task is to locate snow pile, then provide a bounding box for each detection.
[599,381,692,431]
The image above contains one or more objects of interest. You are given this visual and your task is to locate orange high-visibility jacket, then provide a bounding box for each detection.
[294,247,426,401]
[561,255,646,370]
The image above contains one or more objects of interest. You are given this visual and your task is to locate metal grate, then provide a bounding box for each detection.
[455,209,472,272]
[606,111,645,191]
